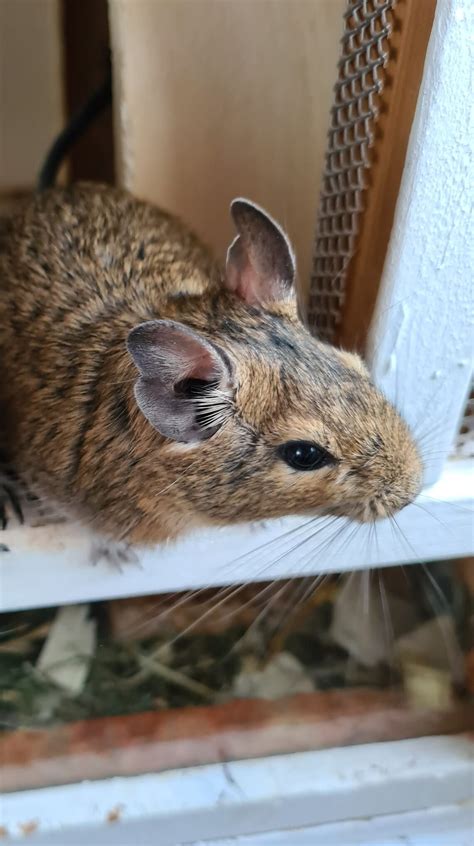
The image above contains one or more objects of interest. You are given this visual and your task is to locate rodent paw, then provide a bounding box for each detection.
[0,485,24,530]
[90,540,141,572]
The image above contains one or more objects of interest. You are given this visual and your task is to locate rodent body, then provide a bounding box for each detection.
[0,183,422,547]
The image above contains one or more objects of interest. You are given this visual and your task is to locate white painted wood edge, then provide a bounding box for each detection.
[1,735,472,844]
[202,802,474,846]
[0,459,472,613]
[367,0,474,484]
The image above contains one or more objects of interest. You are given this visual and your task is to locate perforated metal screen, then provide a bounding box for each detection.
[308,0,396,344]
[308,0,472,459]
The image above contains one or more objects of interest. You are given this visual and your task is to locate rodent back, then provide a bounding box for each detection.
[0,184,219,522]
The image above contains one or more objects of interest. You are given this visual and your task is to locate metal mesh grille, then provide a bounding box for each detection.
[454,386,474,458]
[308,0,397,343]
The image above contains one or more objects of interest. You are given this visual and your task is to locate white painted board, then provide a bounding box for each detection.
[197,803,474,846]
[0,459,472,613]
[367,0,474,484]
[1,735,472,844]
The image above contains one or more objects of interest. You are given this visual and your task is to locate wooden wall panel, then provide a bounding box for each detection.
[109,0,346,294]
[61,0,115,184]
[0,0,64,191]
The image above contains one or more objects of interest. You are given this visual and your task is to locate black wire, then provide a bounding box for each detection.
[37,68,112,192]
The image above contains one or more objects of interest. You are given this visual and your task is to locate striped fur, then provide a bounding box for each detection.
[0,184,422,545]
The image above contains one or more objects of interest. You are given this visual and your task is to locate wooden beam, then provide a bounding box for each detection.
[61,0,115,184]
[366,0,473,484]
[338,0,437,353]
[2,688,473,793]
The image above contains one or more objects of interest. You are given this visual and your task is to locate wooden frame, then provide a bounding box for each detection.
[367,0,474,485]
[3,686,473,794]
[2,735,473,844]
[1,2,473,842]
[60,0,115,185]
[337,0,437,353]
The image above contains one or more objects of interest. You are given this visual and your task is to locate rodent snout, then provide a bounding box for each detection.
[337,401,424,525]
[334,453,423,524]
[340,493,414,524]
[348,481,421,524]
[369,492,416,522]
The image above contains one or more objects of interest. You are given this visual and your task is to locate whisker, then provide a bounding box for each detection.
[227,579,296,655]
[223,516,341,583]
[224,519,354,655]
[145,583,262,653]
[412,501,454,536]
[221,516,321,580]
[264,572,333,647]
[418,563,464,680]
[376,570,396,689]
[391,514,419,561]
[418,493,473,515]
[120,582,241,639]
[419,563,451,616]
[249,518,342,581]
[412,383,457,441]
[362,567,370,617]
[273,517,350,579]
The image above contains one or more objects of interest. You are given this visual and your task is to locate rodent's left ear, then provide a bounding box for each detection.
[126,320,235,443]
[225,199,296,307]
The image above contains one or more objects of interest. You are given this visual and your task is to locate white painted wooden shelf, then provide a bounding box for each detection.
[1,735,473,845]
[0,457,472,614]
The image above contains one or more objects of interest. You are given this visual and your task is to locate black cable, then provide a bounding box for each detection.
[37,68,112,191]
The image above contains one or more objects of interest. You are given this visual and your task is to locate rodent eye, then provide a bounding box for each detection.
[278,440,335,472]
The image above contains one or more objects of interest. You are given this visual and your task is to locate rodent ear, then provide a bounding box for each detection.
[225,198,296,306]
[126,320,234,443]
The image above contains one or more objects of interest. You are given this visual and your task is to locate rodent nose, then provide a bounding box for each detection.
[363,489,417,523]
[382,488,419,518]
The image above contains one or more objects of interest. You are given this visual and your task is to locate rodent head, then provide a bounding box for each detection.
[127,199,423,529]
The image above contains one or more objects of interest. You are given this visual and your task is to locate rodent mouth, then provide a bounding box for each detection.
[328,492,417,524]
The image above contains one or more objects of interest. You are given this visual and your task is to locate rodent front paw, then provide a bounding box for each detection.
[0,484,23,530]
[89,540,141,572]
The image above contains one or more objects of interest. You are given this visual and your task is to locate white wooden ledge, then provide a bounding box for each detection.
[1,458,472,613]
[1,735,472,845]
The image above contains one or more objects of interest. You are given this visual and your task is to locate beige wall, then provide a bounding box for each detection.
[0,0,64,191]
[109,0,344,294]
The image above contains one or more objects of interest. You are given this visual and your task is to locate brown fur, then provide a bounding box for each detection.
[0,183,422,545]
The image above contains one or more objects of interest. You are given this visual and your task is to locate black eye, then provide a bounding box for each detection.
[278,440,335,471]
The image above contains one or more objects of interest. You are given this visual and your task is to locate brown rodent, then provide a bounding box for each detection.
[0,183,422,550]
